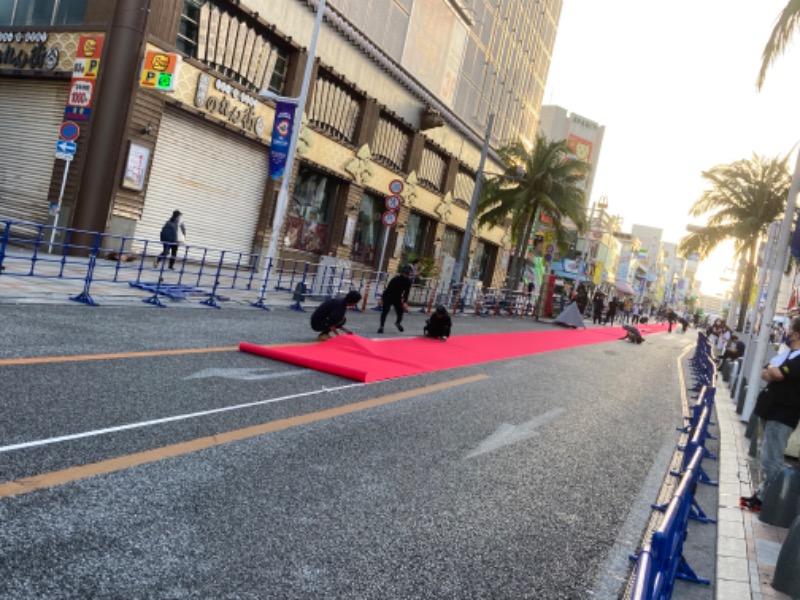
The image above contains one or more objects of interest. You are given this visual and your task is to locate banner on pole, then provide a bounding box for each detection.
[268,102,297,180]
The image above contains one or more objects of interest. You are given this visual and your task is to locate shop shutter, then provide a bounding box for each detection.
[137,108,268,257]
[0,80,68,224]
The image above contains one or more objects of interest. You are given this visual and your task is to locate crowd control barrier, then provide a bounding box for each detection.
[629,333,718,599]
[1,219,546,315]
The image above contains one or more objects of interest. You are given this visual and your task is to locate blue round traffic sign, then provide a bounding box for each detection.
[59,121,80,142]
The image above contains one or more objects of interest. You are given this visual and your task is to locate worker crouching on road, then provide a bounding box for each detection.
[424,304,452,341]
[620,324,644,344]
[310,290,362,342]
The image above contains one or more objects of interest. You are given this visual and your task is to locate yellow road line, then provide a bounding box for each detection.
[0,346,239,366]
[0,373,489,498]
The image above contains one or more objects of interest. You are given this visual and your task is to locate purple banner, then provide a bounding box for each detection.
[269,101,297,180]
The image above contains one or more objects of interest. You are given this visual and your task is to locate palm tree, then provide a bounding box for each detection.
[757,1,800,89]
[477,134,591,289]
[679,153,792,331]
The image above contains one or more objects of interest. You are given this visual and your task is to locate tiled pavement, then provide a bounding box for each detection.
[715,380,793,600]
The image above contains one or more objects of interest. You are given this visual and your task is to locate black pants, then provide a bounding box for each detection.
[380,298,404,327]
[157,243,178,269]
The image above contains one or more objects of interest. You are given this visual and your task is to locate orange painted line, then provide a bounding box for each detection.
[0,346,239,366]
[0,373,489,498]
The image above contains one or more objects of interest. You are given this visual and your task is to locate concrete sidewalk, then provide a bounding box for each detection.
[714,374,792,600]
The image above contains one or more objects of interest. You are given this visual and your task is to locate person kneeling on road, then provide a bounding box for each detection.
[424,304,452,341]
[310,290,362,342]
[620,324,644,344]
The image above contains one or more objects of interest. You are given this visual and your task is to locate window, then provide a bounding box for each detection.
[441,227,463,260]
[1,0,86,26]
[284,167,340,255]
[403,211,435,259]
[176,0,289,94]
[351,193,387,268]
[176,1,201,57]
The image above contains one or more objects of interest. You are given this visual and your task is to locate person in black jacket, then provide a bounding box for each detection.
[424,305,452,341]
[155,210,187,270]
[310,290,362,341]
[378,265,414,333]
[741,317,800,513]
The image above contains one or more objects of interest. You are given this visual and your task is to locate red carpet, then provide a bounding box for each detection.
[240,323,669,382]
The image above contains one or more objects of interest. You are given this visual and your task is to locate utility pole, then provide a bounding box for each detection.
[452,113,494,288]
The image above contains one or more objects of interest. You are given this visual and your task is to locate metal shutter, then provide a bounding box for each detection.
[0,80,68,224]
[137,108,268,256]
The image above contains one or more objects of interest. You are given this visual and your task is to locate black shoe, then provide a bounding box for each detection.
[396,322,404,332]
[740,495,762,513]
[377,327,384,334]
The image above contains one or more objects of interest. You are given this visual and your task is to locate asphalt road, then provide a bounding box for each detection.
[0,305,694,599]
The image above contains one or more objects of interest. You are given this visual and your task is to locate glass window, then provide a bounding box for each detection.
[285,167,339,255]
[441,227,463,260]
[53,0,86,25]
[403,211,435,259]
[176,1,201,57]
[1,0,85,26]
[351,193,387,268]
[13,0,54,25]
[0,2,14,24]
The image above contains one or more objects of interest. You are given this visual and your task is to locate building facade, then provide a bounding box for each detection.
[0,0,563,289]
[537,104,605,204]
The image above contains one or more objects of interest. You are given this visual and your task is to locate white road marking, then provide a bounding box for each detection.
[466,407,566,458]
[0,382,364,454]
[185,368,298,381]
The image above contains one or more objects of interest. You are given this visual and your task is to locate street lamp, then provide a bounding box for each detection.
[452,113,494,288]
[258,0,326,267]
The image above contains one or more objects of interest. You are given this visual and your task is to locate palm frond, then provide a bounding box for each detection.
[758,0,800,90]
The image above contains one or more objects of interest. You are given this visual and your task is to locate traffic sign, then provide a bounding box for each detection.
[59,121,80,142]
[385,195,401,210]
[388,179,404,195]
[381,211,398,227]
[56,140,77,154]
[55,152,74,162]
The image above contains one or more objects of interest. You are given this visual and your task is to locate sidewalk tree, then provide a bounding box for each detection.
[679,153,792,331]
[758,1,800,89]
[476,135,591,289]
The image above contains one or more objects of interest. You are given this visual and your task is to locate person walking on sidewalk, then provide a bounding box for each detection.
[310,290,362,342]
[155,210,187,270]
[741,316,800,513]
[378,265,414,333]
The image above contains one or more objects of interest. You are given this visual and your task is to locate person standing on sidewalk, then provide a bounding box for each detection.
[378,265,414,333]
[741,316,800,513]
[155,210,187,270]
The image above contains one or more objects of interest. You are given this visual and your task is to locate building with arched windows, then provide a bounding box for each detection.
[0,0,563,289]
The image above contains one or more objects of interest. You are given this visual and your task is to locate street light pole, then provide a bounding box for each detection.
[452,112,494,287]
[741,149,800,421]
[260,0,326,266]
[574,201,596,292]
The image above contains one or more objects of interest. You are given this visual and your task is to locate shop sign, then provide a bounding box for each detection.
[0,31,59,71]
[139,50,181,92]
[194,73,265,138]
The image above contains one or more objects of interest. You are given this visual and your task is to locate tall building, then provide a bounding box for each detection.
[0,0,563,289]
[537,105,605,203]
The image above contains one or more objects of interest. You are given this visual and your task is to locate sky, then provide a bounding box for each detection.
[543,0,800,297]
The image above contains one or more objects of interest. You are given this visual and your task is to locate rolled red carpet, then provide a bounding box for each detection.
[240,323,669,382]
